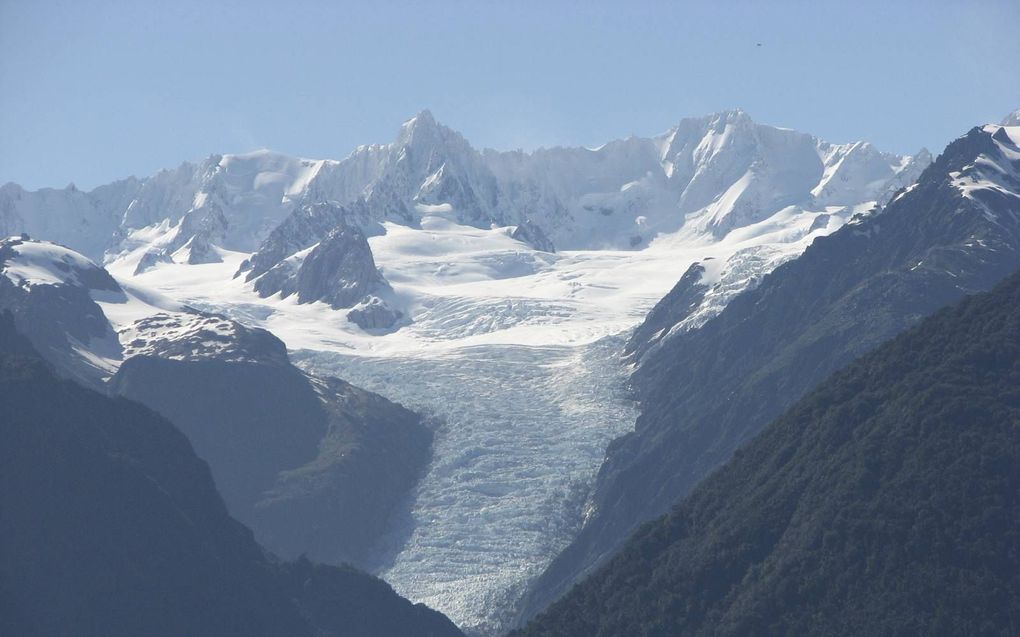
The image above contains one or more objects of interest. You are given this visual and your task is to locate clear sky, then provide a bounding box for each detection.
[2,0,1018,190]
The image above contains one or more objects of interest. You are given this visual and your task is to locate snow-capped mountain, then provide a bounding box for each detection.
[0,110,933,635]
[488,109,929,248]
[2,110,926,266]
[0,235,137,388]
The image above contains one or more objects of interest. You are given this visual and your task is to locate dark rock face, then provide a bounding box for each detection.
[516,268,1020,637]
[237,200,385,282]
[252,223,391,310]
[518,125,1020,621]
[295,225,390,308]
[251,375,433,564]
[178,231,222,264]
[133,249,173,274]
[110,336,433,569]
[346,295,404,331]
[623,261,707,362]
[0,320,463,637]
[111,357,327,518]
[511,220,556,252]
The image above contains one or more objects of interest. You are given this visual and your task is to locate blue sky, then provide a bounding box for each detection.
[2,0,1018,190]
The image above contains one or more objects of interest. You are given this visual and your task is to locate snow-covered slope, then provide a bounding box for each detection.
[485,109,927,248]
[0,181,137,262]
[949,125,1020,207]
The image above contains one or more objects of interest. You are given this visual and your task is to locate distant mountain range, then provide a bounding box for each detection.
[1,108,926,260]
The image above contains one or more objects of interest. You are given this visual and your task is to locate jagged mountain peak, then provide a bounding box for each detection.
[395,108,467,151]
[1001,108,1020,126]
[4,110,928,272]
[701,107,754,128]
[402,108,438,131]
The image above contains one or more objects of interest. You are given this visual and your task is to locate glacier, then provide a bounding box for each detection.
[1,109,938,634]
[101,210,850,633]
[293,339,637,635]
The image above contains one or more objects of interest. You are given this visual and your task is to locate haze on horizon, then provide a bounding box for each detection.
[1,0,1018,190]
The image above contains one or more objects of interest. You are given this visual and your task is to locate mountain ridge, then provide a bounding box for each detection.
[1,110,927,265]
[514,261,1020,637]
[516,122,1020,622]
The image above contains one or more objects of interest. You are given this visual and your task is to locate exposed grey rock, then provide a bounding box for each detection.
[121,312,289,365]
[623,261,707,362]
[253,224,391,310]
[511,220,556,252]
[176,231,222,264]
[134,249,173,274]
[346,296,404,331]
[237,200,386,282]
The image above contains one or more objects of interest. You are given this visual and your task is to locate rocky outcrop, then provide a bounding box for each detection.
[173,231,222,264]
[133,248,173,274]
[623,261,707,362]
[346,296,404,331]
[236,200,386,282]
[252,223,392,310]
[511,220,556,252]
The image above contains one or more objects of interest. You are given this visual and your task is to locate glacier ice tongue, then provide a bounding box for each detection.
[292,337,638,636]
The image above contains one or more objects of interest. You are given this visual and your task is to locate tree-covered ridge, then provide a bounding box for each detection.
[516,269,1020,637]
